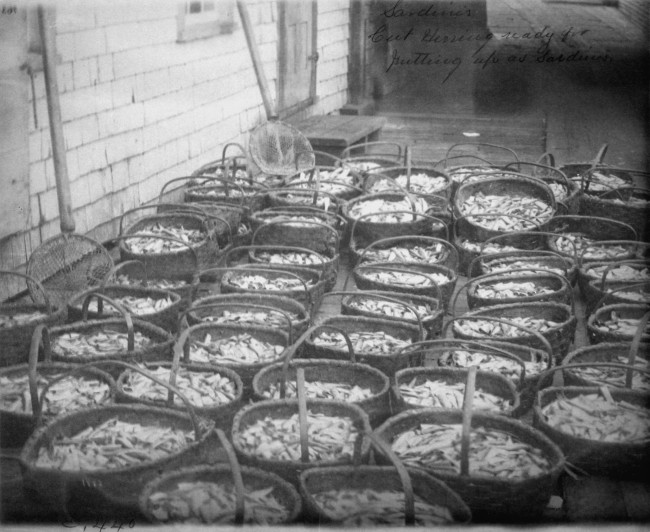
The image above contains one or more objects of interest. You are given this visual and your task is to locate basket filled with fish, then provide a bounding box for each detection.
[461,270,573,310]
[454,175,556,243]
[267,187,341,214]
[248,207,345,243]
[533,363,650,481]
[18,363,220,520]
[351,262,455,310]
[475,249,577,285]
[560,342,650,390]
[252,324,391,426]
[118,207,221,278]
[587,304,650,344]
[298,430,471,526]
[301,315,421,378]
[578,259,650,310]
[231,393,371,486]
[364,166,452,199]
[573,165,635,197]
[340,290,443,341]
[352,235,455,270]
[392,366,519,417]
[544,215,638,264]
[0,326,115,448]
[0,270,68,367]
[373,404,564,521]
[218,265,326,314]
[285,168,363,202]
[185,176,269,213]
[68,285,182,333]
[178,321,289,398]
[503,161,580,215]
[580,181,650,241]
[100,258,200,308]
[38,294,174,374]
[343,192,441,242]
[339,141,403,176]
[448,303,575,362]
[185,294,309,342]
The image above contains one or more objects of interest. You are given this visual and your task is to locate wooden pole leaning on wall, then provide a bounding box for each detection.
[38,4,75,233]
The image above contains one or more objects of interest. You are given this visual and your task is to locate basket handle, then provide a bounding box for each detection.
[214,427,246,525]
[340,141,403,161]
[536,361,650,393]
[536,153,556,168]
[316,291,425,342]
[398,339,529,383]
[598,185,650,203]
[350,209,449,246]
[598,259,650,291]
[577,239,646,268]
[592,281,650,313]
[503,161,571,192]
[252,218,341,253]
[28,324,49,416]
[287,177,364,198]
[357,234,457,271]
[468,249,572,280]
[296,367,310,463]
[363,430,415,526]
[444,142,519,167]
[247,245,328,272]
[262,205,348,232]
[0,270,53,315]
[222,142,247,164]
[80,292,135,351]
[443,315,554,360]
[185,175,249,204]
[436,155,495,170]
[460,365,478,476]
[100,260,149,290]
[178,301,295,344]
[158,176,243,205]
[342,263,444,311]
[452,268,574,316]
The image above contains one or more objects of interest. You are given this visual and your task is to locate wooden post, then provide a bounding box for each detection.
[348,0,365,105]
[38,4,75,233]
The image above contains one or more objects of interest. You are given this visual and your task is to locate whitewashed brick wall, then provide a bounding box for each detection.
[0,0,350,279]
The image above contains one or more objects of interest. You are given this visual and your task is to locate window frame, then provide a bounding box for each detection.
[176,0,235,43]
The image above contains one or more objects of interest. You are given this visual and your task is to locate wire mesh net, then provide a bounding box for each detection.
[26,233,114,307]
[248,121,315,176]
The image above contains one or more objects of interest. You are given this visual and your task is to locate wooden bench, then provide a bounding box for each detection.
[289,115,387,165]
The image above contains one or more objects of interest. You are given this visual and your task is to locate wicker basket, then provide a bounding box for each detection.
[18,362,223,521]
[446,303,574,363]
[301,314,421,378]
[252,323,391,426]
[474,250,578,285]
[340,290,443,341]
[352,235,456,270]
[453,175,556,243]
[339,141,403,176]
[231,397,372,486]
[185,293,310,342]
[218,264,327,315]
[118,207,221,278]
[402,339,550,415]
[177,321,290,399]
[114,330,244,431]
[41,294,174,375]
[0,325,116,448]
[544,215,638,264]
[575,165,635,197]
[560,342,650,389]
[185,176,269,213]
[459,269,573,310]
[158,176,247,227]
[251,217,340,255]
[298,430,472,526]
[284,176,363,203]
[67,284,183,333]
[587,303,650,344]
[503,161,580,215]
[99,258,200,307]
[373,407,564,522]
[248,206,345,240]
[580,183,650,242]
[343,192,443,243]
[140,461,302,525]
[532,363,650,481]
[267,187,342,214]
[364,165,453,200]
[577,258,650,306]
[350,261,456,311]
[0,271,67,367]
[392,366,519,417]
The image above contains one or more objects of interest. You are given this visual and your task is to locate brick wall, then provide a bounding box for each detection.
[0,0,350,291]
